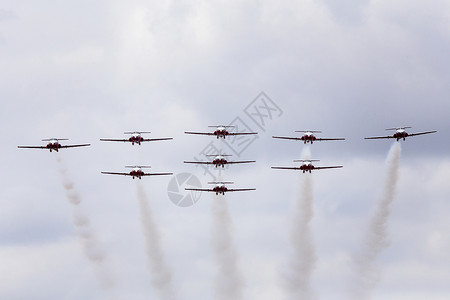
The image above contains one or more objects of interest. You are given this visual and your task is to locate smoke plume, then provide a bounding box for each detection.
[350,142,402,299]
[283,146,317,300]
[136,182,176,300]
[210,179,244,300]
[56,156,115,290]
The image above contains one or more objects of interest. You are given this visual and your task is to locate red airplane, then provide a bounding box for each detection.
[272,159,343,173]
[101,166,172,179]
[273,130,345,144]
[100,131,173,145]
[17,138,90,152]
[185,182,255,195]
[185,125,257,139]
[184,154,255,168]
[365,127,437,141]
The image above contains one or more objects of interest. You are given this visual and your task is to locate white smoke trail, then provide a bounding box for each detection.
[350,142,402,300]
[56,156,115,291]
[210,172,244,300]
[210,196,244,300]
[136,182,176,300]
[283,146,317,300]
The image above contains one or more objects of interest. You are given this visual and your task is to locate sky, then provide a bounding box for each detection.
[1,0,450,299]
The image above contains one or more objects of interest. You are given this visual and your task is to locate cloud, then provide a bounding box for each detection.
[0,9,18,21]
[2,0,450,299]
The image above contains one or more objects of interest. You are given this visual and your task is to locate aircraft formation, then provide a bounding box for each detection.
[18,126,437,193]
[183,125,257,194]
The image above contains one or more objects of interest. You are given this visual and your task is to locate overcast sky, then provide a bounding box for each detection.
[1,0,450,299]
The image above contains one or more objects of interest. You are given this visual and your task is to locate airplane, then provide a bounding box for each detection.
[101,166,172,179]
[185,181,256,195]
[17,138,90,152]
[365,127,437,141]
[100,131,173,145]
[273,130,345,144]
[185,125,258,139]
[184,154,255,168]
[271,159,343,173]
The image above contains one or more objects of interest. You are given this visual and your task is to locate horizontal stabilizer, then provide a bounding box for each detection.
[293,159,320,162]
[124,131,151,134]
[125,165,151,168]
[385,127,411,131]
[42,138,68,141]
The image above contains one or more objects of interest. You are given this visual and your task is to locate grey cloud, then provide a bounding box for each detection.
[2,1,450,299]
[0,9,17,21]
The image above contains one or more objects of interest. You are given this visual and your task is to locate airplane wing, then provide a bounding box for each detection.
[101,172,131,176]
[272,136,301,141]
[315,138,345,141]
[185,188,213,192]
[17,146,47,149]
[364,135,394,140]
[184,161,214,165]
[142,138,173,142]
[141,173,173,176]
[100,138,129,142]
[271,166,301,170]
[314,166,343,170]
[408,130,437,137]
[227,188,256,192]
[60,144,91,148]
[227,160,256,164]
[184,131,215,136]
[227,132,258,136]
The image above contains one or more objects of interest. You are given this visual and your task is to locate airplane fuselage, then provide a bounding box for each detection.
[393,130,408,141]
[129,169,144,179]
[46,141,62,152]
[299,163,315,173]
[212,185,227,195]
[301,134,316,144]
[129,135,144,145]
[212,156,228,167]
[213,129,229,139]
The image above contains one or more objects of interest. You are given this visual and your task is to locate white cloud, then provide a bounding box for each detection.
[1,0,449,299]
